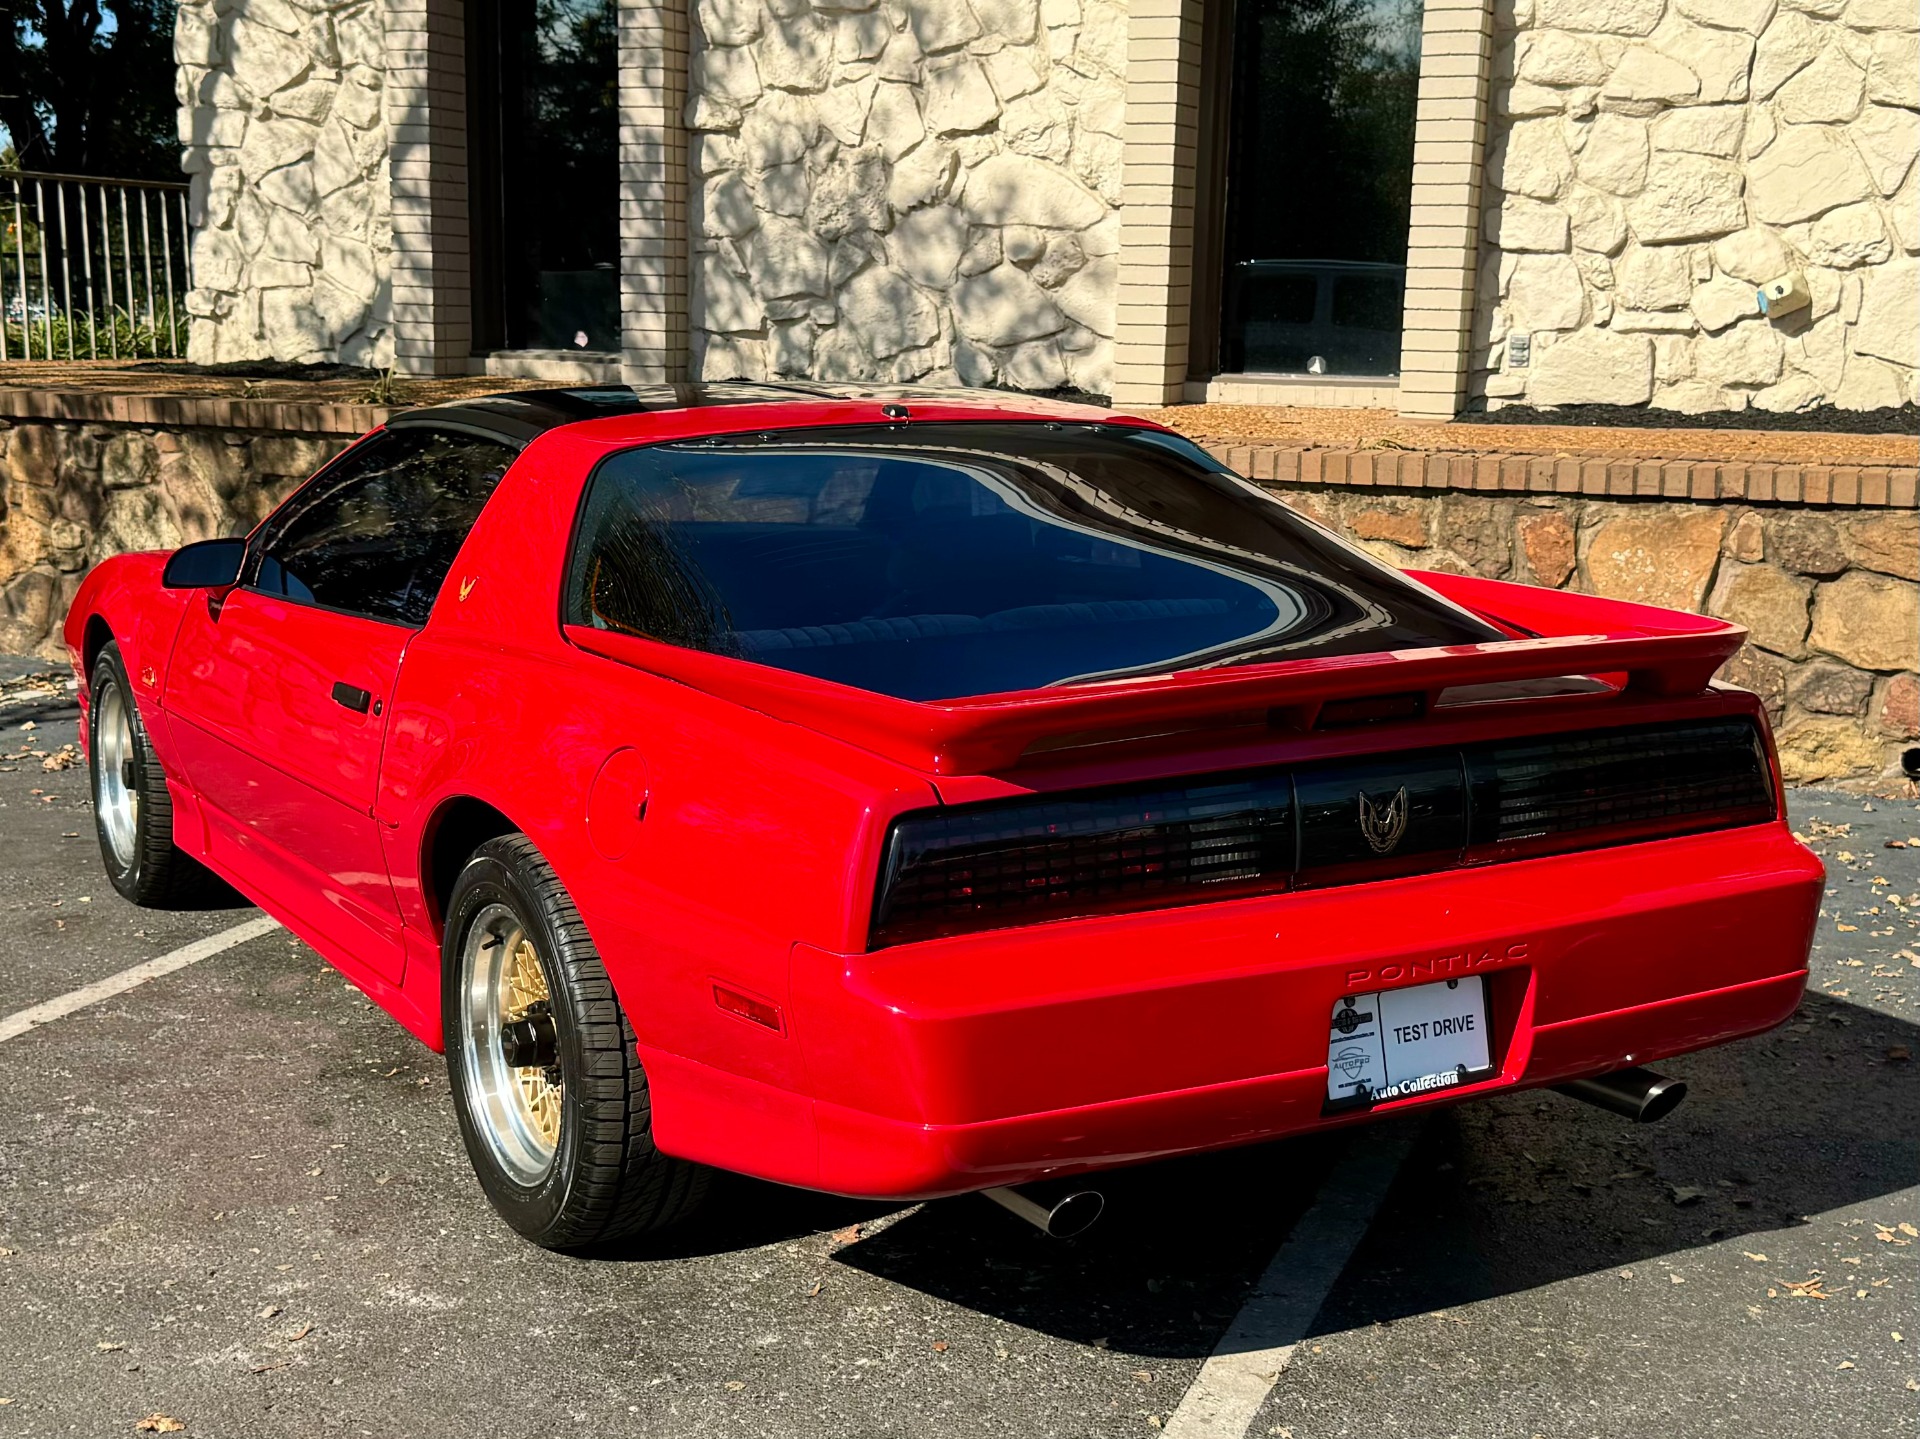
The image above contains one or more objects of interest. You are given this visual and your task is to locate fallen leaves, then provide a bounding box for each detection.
[1668,1186,1707,1206]
[1778,1276,1834,1300]
[830,1225,861,1246]
[134,1418,185,1434]
[930,1340,948,1353]
[1743,1252,1769,1263]
[1875,1224,1916,1246]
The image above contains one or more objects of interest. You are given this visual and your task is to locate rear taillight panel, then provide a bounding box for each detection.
[867,717,1777,949]
[1464,719,1774,847]
[873,774,1296,949]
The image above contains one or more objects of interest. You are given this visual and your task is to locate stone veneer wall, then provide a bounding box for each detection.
[686,0,1126,394]
[1474,0,1919,412]
[175,0,393,368]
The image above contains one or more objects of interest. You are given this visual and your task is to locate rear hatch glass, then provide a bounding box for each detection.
[565,421,1505,702]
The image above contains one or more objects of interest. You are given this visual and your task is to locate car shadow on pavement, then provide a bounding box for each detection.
[820,990,1916,1360]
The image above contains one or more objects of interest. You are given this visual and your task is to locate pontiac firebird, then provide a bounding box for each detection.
[64,385,1823,1249]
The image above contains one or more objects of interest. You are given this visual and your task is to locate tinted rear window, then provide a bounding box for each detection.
[564,422,1502,701]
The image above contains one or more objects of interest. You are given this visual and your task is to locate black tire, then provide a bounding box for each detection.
[442,834,707,1250]
[88,641,224,908]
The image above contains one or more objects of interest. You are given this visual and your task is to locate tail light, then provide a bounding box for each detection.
[869,717,1778,948]
[1466,719,1774,850]
[870,774,1296,949]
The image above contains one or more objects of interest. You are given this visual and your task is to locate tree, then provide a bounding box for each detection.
[0,0,179,179]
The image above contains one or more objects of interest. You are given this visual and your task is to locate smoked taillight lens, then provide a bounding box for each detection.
[870,774,1296,948]
[868,717,1776,949]
[1465,719,1775,848]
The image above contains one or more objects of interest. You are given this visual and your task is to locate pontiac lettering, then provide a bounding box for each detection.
[1346,942,1528,989]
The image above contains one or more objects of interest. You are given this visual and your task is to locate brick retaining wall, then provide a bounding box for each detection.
[0,389,1911,786]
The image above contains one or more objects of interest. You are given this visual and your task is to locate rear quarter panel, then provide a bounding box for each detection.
[375,426,935,1107]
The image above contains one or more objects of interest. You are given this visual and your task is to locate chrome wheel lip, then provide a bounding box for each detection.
[95,679,138,871]
[459,902,564,1187]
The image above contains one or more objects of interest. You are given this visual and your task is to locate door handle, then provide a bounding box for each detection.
[330,681,374,714]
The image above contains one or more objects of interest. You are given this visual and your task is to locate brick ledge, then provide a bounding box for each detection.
[1202,442,1917,509]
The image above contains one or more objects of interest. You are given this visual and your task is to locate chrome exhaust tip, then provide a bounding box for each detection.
[981,1183,1106,1238]
[1556,1065,1687,1124]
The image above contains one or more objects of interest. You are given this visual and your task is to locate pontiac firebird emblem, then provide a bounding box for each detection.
[1358,786,1409,855]
[458,575,477,601]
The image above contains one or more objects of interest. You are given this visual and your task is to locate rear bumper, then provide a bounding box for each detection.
[806,967,1806,1196]
[661,823,1822,1198]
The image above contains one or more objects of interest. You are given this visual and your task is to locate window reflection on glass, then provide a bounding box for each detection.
[487,0,620,353]
[1220,0,1423,378]
[566,424,1502,701]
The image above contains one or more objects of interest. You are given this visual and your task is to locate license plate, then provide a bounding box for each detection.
[1326,975,1492,1108]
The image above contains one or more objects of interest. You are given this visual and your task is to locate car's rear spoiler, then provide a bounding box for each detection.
[563,574,1747,776]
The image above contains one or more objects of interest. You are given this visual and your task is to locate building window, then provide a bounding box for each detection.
[469,0,621,355]
[1218,0,1423,379]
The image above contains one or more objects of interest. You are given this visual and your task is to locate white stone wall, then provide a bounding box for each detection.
[687,0,1126,395]
[176,0,393,368]
[1475,0,1919,412]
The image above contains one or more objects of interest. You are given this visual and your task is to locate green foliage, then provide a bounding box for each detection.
[358,366,411,406]
[0,0,181,180]
[1,302,188,360]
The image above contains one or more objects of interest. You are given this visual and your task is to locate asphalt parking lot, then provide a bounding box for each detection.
[0,664,1913,1439]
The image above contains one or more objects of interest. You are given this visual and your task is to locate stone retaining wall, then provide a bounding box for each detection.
[0,398,1910,785]
[1263,482,1917,786]
[687,0,1125,394]
[1476,0,1920,412]
[0,414,353,659]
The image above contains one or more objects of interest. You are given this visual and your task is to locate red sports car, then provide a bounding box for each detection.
[65,385,1823,1250]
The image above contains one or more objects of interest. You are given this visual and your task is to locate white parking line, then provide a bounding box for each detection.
[0,915,281,1045]
[1162,1124,1418,1439]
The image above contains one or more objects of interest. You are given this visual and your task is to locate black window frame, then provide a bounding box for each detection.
[241,425,520,630]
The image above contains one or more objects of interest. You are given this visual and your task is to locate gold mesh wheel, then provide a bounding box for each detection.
[458,903,566,1185]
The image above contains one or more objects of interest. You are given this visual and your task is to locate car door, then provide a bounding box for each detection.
[165,426,518,983]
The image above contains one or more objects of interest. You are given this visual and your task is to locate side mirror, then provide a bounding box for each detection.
[161,538,246,589]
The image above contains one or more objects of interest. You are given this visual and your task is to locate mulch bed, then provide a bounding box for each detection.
[1459,402,1920,436]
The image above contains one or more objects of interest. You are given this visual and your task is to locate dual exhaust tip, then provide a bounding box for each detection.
[978,1064,1682,1238]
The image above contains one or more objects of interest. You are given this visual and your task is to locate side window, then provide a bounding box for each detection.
[251,428,517,626]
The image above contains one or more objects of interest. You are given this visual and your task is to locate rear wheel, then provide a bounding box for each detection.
[443,835,707,1250]
[89,640,222,907]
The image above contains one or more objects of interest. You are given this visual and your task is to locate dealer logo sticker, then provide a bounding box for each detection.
[1357,785,1409,855]
[1331,997,1375,1035]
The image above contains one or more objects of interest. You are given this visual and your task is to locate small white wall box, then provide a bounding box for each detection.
[1508,331,1531,368]
[1756,272,1811,318]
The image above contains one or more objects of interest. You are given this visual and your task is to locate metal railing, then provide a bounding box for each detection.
[0,170,192,361]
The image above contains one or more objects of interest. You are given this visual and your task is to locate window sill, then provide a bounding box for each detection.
[1187,374,1402,409]
[478,350,624,383]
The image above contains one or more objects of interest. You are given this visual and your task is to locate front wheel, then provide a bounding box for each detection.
[89,640,222,907]
[442,835,707,1250]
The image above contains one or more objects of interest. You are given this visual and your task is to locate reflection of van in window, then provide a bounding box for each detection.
[1221,259,1406,378]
